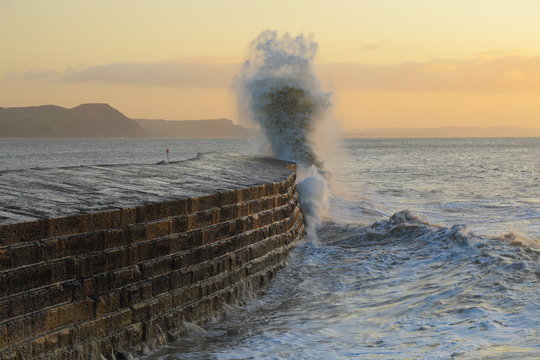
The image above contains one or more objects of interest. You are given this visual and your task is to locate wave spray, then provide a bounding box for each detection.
[238,30,332,237]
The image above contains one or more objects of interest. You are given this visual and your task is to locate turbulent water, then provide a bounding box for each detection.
[238,30,330,168]
[238,30,332,236]
[1,137,539,359]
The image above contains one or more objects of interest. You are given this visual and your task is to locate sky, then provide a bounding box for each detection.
[1,0,539,130]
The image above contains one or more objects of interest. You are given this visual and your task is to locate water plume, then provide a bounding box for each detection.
[238,30,332,237]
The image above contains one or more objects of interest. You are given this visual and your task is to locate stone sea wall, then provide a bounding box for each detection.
[0,165,304,359]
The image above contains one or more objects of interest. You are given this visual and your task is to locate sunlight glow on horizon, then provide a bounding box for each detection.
[1,0,539,130]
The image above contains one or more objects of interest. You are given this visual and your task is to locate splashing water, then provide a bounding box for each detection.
[7,139,539,359]
[238,30,332,236]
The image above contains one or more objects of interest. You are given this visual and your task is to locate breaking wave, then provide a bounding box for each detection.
[142,203,540,359]
[238,30,332,237]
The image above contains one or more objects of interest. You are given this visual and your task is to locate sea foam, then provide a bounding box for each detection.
[238,30,332,237]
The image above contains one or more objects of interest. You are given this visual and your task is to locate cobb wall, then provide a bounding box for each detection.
[0,165,304,359]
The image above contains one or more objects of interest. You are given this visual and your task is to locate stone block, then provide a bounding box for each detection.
[104,228,129,249]
[0,219,47,246]
[132,299,157,323]
[201,227,219,246]
[78,316,109,339]
[126,223,147,243]
[77,247,129,278]
[219,190,237,207]
[120,207,137,227]
[169,216,188,235]
[140,257,172,280]
[94,292,121,316]
[196,194,220,211]
[136,202,171,224]
[45,299,95,331]
[0,242,41,271]
[3,310,47,345]
[145,220,171,241]
[0,281,75,321]
[218,204,235,222]
[0,258,76,298]
[154,236,173,256]
[111,265,142,289]
[129,240,156,264]
[63,231,106,258]
[187,197,199,213]
[169,198,189,218]
[47,215,82,239]
[124,321,145,348]
[150,274,171,297]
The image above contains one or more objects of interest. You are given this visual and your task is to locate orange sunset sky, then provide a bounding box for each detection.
[1,0,539,130]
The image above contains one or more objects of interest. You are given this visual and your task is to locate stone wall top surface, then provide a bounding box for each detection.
[0,153,295,225]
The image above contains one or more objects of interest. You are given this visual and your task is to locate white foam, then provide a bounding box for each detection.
[237,30,333,236]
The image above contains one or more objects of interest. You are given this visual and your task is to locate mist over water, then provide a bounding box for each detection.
[238,30,332,236]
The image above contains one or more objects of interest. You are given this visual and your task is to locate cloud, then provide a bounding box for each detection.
[475,49,526,58]
[422,62,459,72]
[358,40,390,51]
[7,55,540,93]
[5,69,59,80]
[59,59,240,88]
[317,56,540,92]
[501,70,528,83]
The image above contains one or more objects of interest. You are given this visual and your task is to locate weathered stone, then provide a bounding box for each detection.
[0,155,304,359]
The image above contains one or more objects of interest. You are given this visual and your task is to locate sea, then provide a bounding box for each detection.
[1,137,539,359]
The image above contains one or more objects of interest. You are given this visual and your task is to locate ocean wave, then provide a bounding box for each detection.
[238,30,334,237]
[497,231,540,252]
[321,203,540,270]
[145,205,540,359]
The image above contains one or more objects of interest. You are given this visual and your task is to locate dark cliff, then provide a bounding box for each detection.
[0,104,147,138]
[135,118,253,138]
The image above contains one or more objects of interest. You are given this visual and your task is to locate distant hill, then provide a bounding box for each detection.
[135,118,253,138]
[7,103,536,139]
[0,103,147,138]
[0,103,253,138]
[346,126,540,138]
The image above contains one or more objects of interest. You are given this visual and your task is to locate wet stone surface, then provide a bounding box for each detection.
[0,153,294,225]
